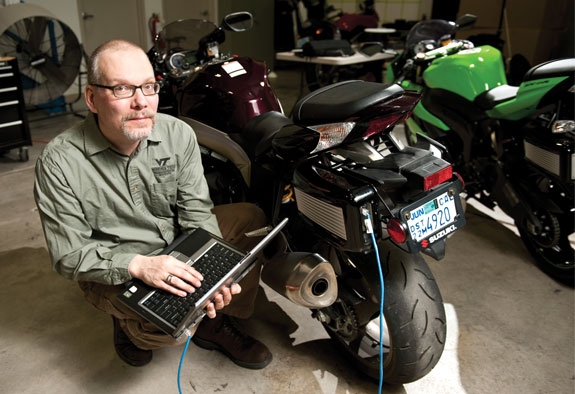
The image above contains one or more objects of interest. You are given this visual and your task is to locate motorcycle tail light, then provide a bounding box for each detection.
[388,219,407,243]
[309,122,355,154]
[552,120,575,134]
[364,113,403,138]
[423,165,453,191]
[455,172,465,190]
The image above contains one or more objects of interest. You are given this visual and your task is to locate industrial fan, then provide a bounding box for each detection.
[0,3,83,107]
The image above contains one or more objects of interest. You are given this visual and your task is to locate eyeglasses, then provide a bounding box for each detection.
[91,82,160,98]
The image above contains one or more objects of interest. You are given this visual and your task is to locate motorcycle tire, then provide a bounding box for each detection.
[516,210,574,287]
[201,155,247,206]
[322,243,446,384]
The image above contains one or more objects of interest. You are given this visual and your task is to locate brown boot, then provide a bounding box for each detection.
[192,314,272,369]
[112,317,153,367]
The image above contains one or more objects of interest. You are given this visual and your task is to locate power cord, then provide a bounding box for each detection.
[178,329,193,394]
[363,210,385,394]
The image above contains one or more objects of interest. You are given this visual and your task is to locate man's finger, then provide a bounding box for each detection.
[230,283,241,295]
[157,281,186,297]
[171,266,202,288]
[166,274,195,294]
[213,293,225,310]
[206,302,216,318]
[221,287,232,306]
[188,267,204,281]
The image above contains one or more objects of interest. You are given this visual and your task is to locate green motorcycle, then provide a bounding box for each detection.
[388,17,574,285]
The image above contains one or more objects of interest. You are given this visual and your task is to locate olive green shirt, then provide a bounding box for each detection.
[34,112,220,285]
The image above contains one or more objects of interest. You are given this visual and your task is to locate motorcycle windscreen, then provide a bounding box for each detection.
[405,19,457,55]
[155,19,217,59]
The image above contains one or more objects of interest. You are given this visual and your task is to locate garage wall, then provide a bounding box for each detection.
[456,0,573,66]
[327,0,433,23]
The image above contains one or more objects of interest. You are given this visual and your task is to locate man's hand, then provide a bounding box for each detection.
[206,283,241,318]
[129,254,203,297]
[127,254,241,317]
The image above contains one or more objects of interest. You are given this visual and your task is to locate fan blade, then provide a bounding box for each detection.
[27,17,48,55]
[32,55,67,84]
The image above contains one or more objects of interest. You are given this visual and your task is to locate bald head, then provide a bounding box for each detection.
[87,40,148,84]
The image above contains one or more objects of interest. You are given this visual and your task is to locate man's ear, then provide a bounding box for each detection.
[84,85,98,114]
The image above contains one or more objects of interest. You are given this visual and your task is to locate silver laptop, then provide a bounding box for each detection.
[117,218,288,339]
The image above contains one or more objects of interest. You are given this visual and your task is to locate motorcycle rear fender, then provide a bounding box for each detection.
[179,116,251,186]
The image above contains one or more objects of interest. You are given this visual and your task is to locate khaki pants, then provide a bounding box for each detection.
[78,203,266,350]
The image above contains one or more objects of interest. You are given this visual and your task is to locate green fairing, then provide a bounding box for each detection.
[386,62,396,83]
[423,46,507,101]
[405,117,422,140]
[400,79,422,92]
[487,76,569,120]
[413,101,449,131]
[400,78,449,131]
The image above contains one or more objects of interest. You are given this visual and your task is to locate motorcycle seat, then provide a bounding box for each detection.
[523,58,575,82]
[292,80,404,125]
[241,111,293,157]
[474,85,519,111]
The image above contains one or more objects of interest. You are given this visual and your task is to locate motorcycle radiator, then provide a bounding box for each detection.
[294,188,348,241]
[524,138,575,181]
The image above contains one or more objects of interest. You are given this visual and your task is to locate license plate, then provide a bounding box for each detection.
[407,191,457,242]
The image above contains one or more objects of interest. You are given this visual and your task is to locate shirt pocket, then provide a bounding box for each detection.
[150,181,177,217]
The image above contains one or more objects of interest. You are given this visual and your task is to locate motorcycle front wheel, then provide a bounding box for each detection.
[321,243,446,384]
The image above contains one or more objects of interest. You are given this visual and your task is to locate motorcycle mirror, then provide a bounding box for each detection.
[359,42,384,56]
[221,12,254,32]
[455,14,477,29]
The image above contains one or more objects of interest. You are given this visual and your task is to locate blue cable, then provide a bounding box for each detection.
[178,334,192,394]
[366,213,385,394]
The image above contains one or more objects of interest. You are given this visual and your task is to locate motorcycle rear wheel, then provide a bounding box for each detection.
[322,243,446,384]
[516,209,574,287]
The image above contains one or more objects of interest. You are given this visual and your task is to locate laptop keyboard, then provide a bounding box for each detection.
[141,243,244,327]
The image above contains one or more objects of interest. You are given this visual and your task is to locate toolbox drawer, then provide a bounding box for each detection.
[0,57,31,160]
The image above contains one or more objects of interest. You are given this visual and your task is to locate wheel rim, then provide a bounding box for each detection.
[521,211,574,271]
[322,300,391,378]
[528,210,560,248]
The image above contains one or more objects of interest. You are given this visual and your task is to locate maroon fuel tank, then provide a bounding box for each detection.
[178,56,282,133]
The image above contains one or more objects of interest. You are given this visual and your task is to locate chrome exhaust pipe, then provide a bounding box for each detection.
[261,252,337,308]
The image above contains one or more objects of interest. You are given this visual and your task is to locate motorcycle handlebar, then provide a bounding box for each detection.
[413,40,468,63]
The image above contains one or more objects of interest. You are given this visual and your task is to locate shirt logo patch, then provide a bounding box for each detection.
[155,157,170,166]
[152,157,176,177]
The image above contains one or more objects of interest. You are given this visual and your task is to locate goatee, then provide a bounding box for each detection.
[121,111,156,141]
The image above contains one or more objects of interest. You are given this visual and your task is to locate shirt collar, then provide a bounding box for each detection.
[83,112,162,156]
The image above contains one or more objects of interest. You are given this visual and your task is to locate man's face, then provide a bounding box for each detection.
[85,47,159,144]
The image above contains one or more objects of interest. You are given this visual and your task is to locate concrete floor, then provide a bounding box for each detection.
[0,68,573,394]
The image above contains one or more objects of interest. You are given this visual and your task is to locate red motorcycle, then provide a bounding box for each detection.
[293,0,382,90]
[150,11,466,384]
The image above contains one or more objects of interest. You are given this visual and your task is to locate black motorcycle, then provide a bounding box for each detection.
[150,12,466,383]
